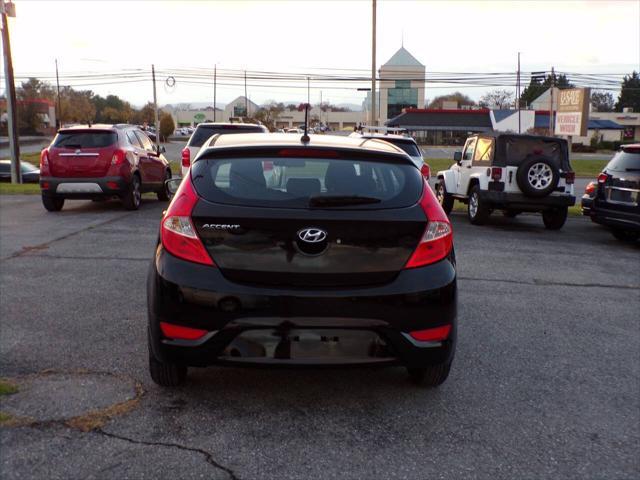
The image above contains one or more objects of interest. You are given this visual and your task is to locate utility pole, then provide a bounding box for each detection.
[213,64,217,122]
[307,77,310,106]
[320,90,323,125]
[244,70,248,118]
[55,59,62,128]
[549,66,555,137]
[1,0,21,183]
[370,0,377,126]
[151,64,159,148]
[517,52,521,134]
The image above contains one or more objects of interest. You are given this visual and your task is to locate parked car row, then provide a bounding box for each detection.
[0,159,40,183]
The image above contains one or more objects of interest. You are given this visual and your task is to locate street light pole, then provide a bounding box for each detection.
[151,64,159,148]
[370,0,377,126]
[213,64,217,122]
[55,59,61,128]
[1,0,21,183]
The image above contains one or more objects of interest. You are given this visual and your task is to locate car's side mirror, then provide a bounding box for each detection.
[165,177,181,195]
[454,151,462,164]
[156,145,166,154]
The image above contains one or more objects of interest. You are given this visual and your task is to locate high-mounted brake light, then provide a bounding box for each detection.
[420,163,430,179]
[597,172,609,184]
[491,167,502,181]
[181,147,191,168]
[278,148,338,158]
[161,177,214,266]
[405,179,453,268]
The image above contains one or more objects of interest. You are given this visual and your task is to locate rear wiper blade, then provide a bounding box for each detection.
[309,195,381,207]
[625,168,640,172]
[61,144,82,149]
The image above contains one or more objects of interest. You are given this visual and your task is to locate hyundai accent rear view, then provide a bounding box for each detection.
[147,134,457,387]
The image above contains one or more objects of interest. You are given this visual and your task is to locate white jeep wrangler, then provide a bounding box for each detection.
[435,133,576,229]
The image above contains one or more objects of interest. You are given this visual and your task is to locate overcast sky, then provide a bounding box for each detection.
[4,0,640,107]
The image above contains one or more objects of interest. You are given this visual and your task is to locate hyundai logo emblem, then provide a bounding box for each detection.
[297,228,327,243]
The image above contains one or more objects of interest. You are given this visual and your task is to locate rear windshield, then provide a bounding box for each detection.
[188,126,265,148]
[504,138,566,167]
[606,149,640,172]
[53,131,117,148]
[383,139,421,157]
[191,156,422,209]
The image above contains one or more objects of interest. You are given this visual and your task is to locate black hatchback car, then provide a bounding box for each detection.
[148,134,457,387]
[585,144,640,242]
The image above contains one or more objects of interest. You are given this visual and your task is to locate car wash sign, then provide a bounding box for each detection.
[555,88,590,136]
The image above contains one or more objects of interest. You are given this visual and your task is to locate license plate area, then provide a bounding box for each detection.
[221,328,392,362]
[607,187,639,205]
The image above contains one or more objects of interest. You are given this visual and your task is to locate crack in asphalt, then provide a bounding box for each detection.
[95,428,240,480]
[1,211,136,261]
[20,254,151,262]
[458,275,640,290]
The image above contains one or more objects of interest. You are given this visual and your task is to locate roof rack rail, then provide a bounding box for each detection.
[359,125,408,135]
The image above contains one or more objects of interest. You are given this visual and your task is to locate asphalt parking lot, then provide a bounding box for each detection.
[1,195,638,479]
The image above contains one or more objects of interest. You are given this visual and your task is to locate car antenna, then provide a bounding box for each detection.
[300,103,310,143]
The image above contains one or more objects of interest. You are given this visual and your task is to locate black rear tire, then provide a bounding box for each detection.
[542,207,568,230]
[149,354,187,387]
[157,170,172,202]
[407,361,452,387]
[42,195,64,212]
[468,186,490,225]
[122,175,141,211]
[435,180,454,215]
[611,229,640,242]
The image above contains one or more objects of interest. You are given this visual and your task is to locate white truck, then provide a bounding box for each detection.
[435,133,576,229]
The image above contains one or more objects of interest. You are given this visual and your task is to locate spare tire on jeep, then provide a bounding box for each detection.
[516,155,559,198]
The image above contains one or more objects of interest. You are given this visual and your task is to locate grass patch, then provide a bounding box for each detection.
[424,157,606,179]
[0,379,18,396]
[0,183,40,195]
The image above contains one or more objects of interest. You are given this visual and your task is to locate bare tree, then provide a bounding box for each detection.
[479,89,515,109]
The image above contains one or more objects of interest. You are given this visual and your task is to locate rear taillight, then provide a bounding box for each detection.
[585,181,596,195]
[39,149,50,176]
[597,172,609,184]
[160,322,208,341]
[420,163,430,179]
[491,167,502,181]
[161,177,214,266]
[565,171,575,184]
[409,325,451,342]
[111,149,126,165]
[181,147,190,168]
[405,180,453,268]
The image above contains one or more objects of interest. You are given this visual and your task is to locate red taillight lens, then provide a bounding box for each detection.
[565,171,575,184]
[39,149,50,176]
[585,181,596,195]
[420,163,430,179]
[160,322,208,341]
[106,181,119,190]
[41,181,50,190]
[409,325,451,342]
[111,149,126,165]
[405,180,453,268]
[161,178,214,266]
[597,172,609,184]
[181,147,191,167]
[491,167,502,181]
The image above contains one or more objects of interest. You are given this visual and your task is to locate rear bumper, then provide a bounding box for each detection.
[40,176,128,198]
[479,191,576,210]
[589,204,640,232]
[148,246,457,369]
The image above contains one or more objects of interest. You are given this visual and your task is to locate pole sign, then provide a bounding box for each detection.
[555,87,590,137]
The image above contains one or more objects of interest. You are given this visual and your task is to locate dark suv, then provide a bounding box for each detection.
[148,133,457,387]
[585,144,640,241]
[39,124,172,211]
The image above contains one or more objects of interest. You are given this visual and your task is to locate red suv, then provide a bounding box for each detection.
[39,124,172,211]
